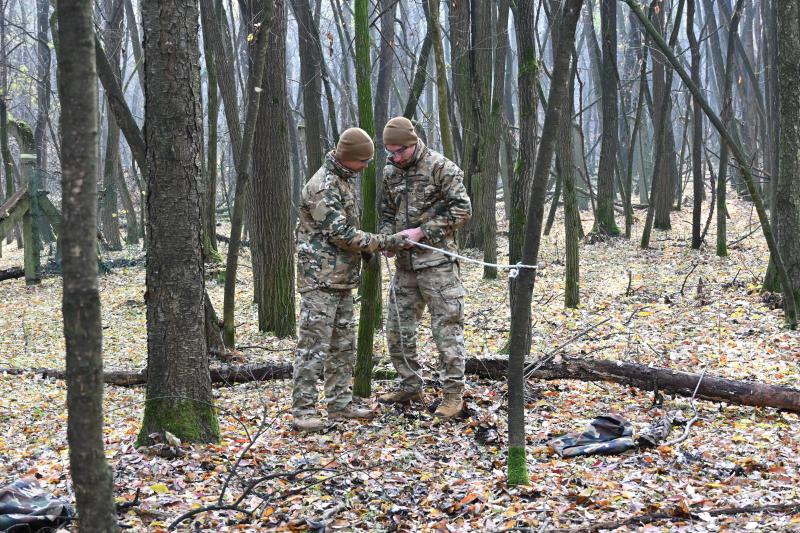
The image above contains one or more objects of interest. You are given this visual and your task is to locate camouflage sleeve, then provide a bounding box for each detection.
[379,169,396,235]
[311,184,402,253]
[419,161,472,242]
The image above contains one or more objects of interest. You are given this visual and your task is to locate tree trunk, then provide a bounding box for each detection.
[251,0,295,338]
[353,0,379,398]
[117,161,139,244]
[508,0,584,486]
[501,0,537,356]
[471,0,508,277]
[290,0,327,171]
[35,0,51,175]
[402,1,432,120]
[717,0,745,258]
[688,0,703,249]
[450,0,477,248]
[772,0,800,301]
[563,72,581,309]
[55,1,120,528]
[594,0,620,236]
[139,0,219,444]
[123,0,145,92]
[100,0,124,251]
[200,0,220,260]
[373,0,397,177]
[651,2,672,231]
[428,0,454,161]
[640,0,685,247]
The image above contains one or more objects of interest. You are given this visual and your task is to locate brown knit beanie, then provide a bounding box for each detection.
[335,127,374,161]
[383,116,419,147]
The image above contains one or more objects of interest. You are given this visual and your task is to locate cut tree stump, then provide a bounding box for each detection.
[14,356,800,413]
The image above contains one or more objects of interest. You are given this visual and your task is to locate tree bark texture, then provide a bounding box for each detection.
[139,0,219,443]
[100,0,124,251]
[774,0,800,301]
[509,1,537,266]
[450,0,477,245]
[594,0,620,236]
[200,0,220,259]
[55,0,120,528]
[251,0,295,338]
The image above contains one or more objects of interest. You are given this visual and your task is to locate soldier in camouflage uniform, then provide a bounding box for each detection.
[293,127,410,432]
[377,117,472,419]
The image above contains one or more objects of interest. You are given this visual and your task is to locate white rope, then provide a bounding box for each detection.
[405,240,538,278]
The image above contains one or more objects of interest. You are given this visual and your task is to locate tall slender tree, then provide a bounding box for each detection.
[508,0,584,486]
[688,0,703,249]
[594,0,620,236]
[352,0,380,397]
[100,0,124,250]
[56,0,120,528]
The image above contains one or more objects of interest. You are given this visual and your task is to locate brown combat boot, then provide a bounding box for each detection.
[378,389,424,404]
[292,414,327,433]
[328,404,375,420]
[434,393,463,419]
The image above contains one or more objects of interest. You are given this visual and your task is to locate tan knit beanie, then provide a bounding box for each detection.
[335,127,374,161]
[383,116,419,147]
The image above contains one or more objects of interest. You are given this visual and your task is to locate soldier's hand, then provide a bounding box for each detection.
[398,227,425,248]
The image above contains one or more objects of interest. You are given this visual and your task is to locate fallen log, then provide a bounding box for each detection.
[0,266,24,281]
[11,356,800,413]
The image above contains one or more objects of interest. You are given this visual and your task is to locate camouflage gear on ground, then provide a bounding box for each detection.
[292,288,357,416]
[385,262,466,394]
[0,478,74,530]
[380,141,472,270]
[296,151,405,293]
[548,415,635,457]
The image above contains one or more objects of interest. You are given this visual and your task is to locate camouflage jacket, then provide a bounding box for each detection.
[380,141,472,270]
[296,152,403,293]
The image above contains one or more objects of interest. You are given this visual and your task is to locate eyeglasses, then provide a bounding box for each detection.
[359,158,373,164]
[385,145,408,156]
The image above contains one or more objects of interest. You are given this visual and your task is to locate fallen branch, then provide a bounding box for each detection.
[0,266,24,281]
[15,355,800,413]
[562,500,800,532]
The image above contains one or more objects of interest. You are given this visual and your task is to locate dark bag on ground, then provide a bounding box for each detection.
[0,478,74,531]
[548,414,635,457]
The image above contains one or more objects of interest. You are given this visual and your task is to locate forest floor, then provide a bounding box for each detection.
[1,194,800,532]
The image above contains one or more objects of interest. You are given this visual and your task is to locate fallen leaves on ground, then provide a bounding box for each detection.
[1,194,799,531]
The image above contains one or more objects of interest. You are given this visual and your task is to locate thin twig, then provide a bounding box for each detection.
[680,263,699,296]
[662,363,707,447]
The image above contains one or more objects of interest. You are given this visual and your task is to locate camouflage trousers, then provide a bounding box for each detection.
[386,261,466,394]
[292,288,355,416]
